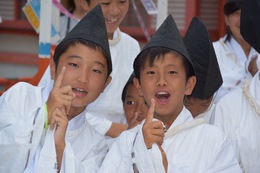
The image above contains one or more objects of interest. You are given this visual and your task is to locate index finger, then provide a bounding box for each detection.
[145,98,155,123]
[53,66,66,89]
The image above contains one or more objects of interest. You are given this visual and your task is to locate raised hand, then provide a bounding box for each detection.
[47,67,75,118]
[248,56,258,76]
[142,99,165,149]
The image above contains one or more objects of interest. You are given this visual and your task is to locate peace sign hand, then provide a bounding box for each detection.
[47,67,75,122]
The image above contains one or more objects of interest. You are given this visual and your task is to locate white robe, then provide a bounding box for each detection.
[0,82,108,173]
[213,36,260,102]
[99,107,242,173]
[38,29,140,136]
[212,71,260,173]
[195,103,215,124]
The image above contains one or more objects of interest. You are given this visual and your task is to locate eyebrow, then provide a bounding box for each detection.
[67,55,106,68]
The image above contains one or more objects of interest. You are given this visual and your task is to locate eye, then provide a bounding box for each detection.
[147,71,155,75]
[68,63,78,68]
[126,101,135,105]
[169,70,177,74]
[93,69,102,74]
[100,2,110,6]
[120,0,127,4]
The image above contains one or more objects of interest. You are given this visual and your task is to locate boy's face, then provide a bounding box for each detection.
[50,43,111,110]
[184,96,213,117]
[134,53,196,125]
[123,83,148,125]
[89,0,129,39]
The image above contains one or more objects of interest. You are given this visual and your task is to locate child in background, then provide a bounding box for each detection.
[212,0,260,171]
[183,17,223,123]
[121,73,148,129]
[0,5,111,173]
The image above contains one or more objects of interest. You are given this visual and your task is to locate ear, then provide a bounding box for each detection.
[50,59,56,80]
[80,0,89,11]
[185,76,196,95]
[102,76,112,92]
[133,77,144,97]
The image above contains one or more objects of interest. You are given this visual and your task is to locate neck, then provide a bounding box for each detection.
[234,36,251,57]
[73,9,86,20]
[67,106,86,120]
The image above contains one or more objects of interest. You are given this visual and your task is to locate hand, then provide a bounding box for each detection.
[49,107,68,145]
[142,99,164,149]
[47,67,75,119]
[128,112,141,130]
[248,56,258,76]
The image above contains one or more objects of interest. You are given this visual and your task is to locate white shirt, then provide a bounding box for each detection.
[99,107,242,173]
[213,36,260,102]
[212,71,260,173]
[0,82,108,173]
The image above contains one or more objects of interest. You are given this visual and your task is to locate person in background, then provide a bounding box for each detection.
[0,5,111,173]
[99,15,241,173]
[183,16,223,123]
[212,0,260,172]
[121,73,148,129]
[213,0,260,102]
[59,0,89,40]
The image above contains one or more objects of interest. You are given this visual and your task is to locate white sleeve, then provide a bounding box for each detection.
[98,129,138,173]
[86,113,112,135]
[204,136,242,173]
[133,125,165,173]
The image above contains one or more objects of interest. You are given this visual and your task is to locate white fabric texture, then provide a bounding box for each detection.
[99,107,242,173]
[213,36,260,102]
[212,71,260,173]
[0,82,108,173]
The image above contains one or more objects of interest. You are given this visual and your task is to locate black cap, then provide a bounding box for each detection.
[54,4,112,74]
[241,0,260,53]
[184,17,223,99]
[224,0,244,15]
[136,15,193,69]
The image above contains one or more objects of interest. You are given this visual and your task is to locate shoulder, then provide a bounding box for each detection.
[2,82,42,100]
[120,32,140,49]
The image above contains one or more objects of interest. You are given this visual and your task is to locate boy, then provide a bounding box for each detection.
[0,5,111,173]
[212,0,260,172]
[183,17,223,123]
[121,73,148,129]
[39,0,140,139]
[99,15,241,172]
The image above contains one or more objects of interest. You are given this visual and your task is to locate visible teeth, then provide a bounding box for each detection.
[158,91,167,95]
[74,88,85,92]
[107,18,117,23]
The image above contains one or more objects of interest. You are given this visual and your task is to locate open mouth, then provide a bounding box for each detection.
[72,88,87,95]
[155,91,170,104]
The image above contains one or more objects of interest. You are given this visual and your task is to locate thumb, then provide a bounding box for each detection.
[145,98,155,123]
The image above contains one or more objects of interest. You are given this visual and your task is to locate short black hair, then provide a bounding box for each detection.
[121,73,135,102]
[133,47,195,81]
[53,39,112,77]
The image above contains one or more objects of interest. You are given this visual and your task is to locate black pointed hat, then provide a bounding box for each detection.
[138,15,193,68]
[184,17,223,99]
[241,0,260,53]
[54,4,112,74]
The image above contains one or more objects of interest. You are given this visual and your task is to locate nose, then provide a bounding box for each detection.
[109,3,120,15]
[77,70,89,84]
[156,73,167,87]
